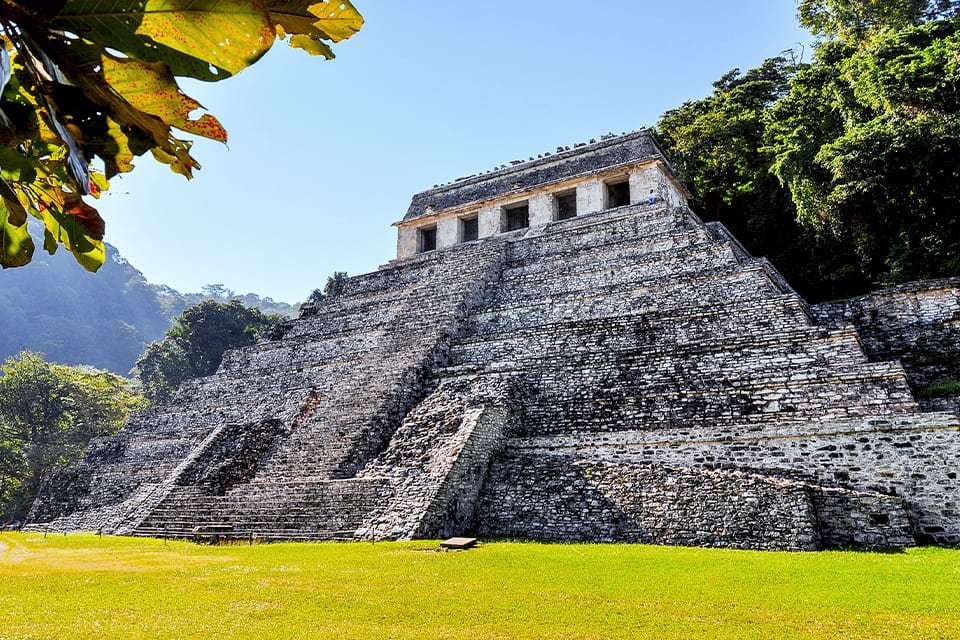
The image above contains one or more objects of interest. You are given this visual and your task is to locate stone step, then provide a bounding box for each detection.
[137,478,387,523]
[341,242,503,297]
[507,226,716,278]
[514,364,917,435]
[466,263,782,330]
[446,324,866,372]
[288,288,477,341]
[220,328,386,373]
[453,294,812,347]
[507,206,685,259]
[498,241,741,294]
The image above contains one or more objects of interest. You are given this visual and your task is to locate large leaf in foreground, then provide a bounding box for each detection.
[268,0,363,57]
[53,0,276,81]
[101,55,228,141]
[0,0,363,271]
[0,184,34,268]
[37,195,106,272]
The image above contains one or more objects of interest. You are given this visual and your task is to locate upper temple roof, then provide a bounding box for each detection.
[401,129,667,223]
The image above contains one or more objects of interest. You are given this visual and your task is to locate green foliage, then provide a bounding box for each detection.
[0,352,146,521]
[134,300,282,403]
[0,0,363,271]
[323,270,348,297]
[308,271,348,303]
[796,0,955,40]
[655,57,871,300]
[2,534,960,639]
[657,6,960,299]
[917,379,960,397]
[768,19,960,287]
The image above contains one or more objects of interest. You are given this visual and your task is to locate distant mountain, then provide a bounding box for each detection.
[0,244,298,376]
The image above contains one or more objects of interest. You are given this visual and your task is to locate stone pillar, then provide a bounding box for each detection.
[629,163,687,207]
[577,179,604,215]
[397,226,418,260]
[478,205,501,238]
[436,216,459,250]
[529,193,555,226]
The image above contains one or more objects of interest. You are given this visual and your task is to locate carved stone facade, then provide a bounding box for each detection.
[26,131,960,550]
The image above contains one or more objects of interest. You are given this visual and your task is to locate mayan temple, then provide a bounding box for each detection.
[26,130,960,550]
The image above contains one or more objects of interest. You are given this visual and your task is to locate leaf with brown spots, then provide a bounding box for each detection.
[53,0,276,81]
[101,54,228,142]
[267,0,363,58]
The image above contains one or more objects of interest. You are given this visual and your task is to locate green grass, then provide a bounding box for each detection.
[1,533,958,639]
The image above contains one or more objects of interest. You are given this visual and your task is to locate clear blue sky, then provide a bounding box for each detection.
[101,1,812,303]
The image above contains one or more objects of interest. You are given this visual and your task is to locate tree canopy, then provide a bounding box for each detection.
[655,1,960,300]
[797,0,958,40]
[0,351,146,521]
[134,299,282,403]
[0,1,363,271]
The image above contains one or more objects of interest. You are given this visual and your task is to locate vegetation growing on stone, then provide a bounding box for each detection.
[308,270,349,303]
[917,379,960,397]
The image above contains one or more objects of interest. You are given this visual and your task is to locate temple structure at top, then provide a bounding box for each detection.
[394,130,689,259]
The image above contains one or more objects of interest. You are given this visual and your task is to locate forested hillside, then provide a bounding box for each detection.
[0,243,297,375]
[655,0,960,301]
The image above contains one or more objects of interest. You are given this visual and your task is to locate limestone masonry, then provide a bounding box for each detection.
[26,131,960,550]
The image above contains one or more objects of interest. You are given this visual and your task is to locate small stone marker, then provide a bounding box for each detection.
[440,537,477,550]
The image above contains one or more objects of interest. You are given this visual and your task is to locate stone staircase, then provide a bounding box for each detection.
[439,205,920,434]
[28,240,508,538]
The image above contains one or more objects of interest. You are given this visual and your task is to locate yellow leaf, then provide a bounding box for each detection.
[55,0,276,80]
[102,54,228,142]
[288,34,334,58]
[267,1,362,58]
[103,119,137,176]
[307,0,363,42]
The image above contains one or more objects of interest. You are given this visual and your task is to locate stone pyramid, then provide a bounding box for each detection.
[27,131,960,550]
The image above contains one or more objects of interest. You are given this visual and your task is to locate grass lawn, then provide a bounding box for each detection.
[1,533,958,639]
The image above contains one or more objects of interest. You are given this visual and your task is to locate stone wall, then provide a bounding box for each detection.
[357,376,513,540]
[508,412,960,544]
[474,453,913,550]
[812,279,960,386]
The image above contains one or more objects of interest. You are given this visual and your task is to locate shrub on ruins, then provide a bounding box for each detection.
[0,1,363,271]
[135,300,283,404]
[0,351,146,522]
[307,271,349,303]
